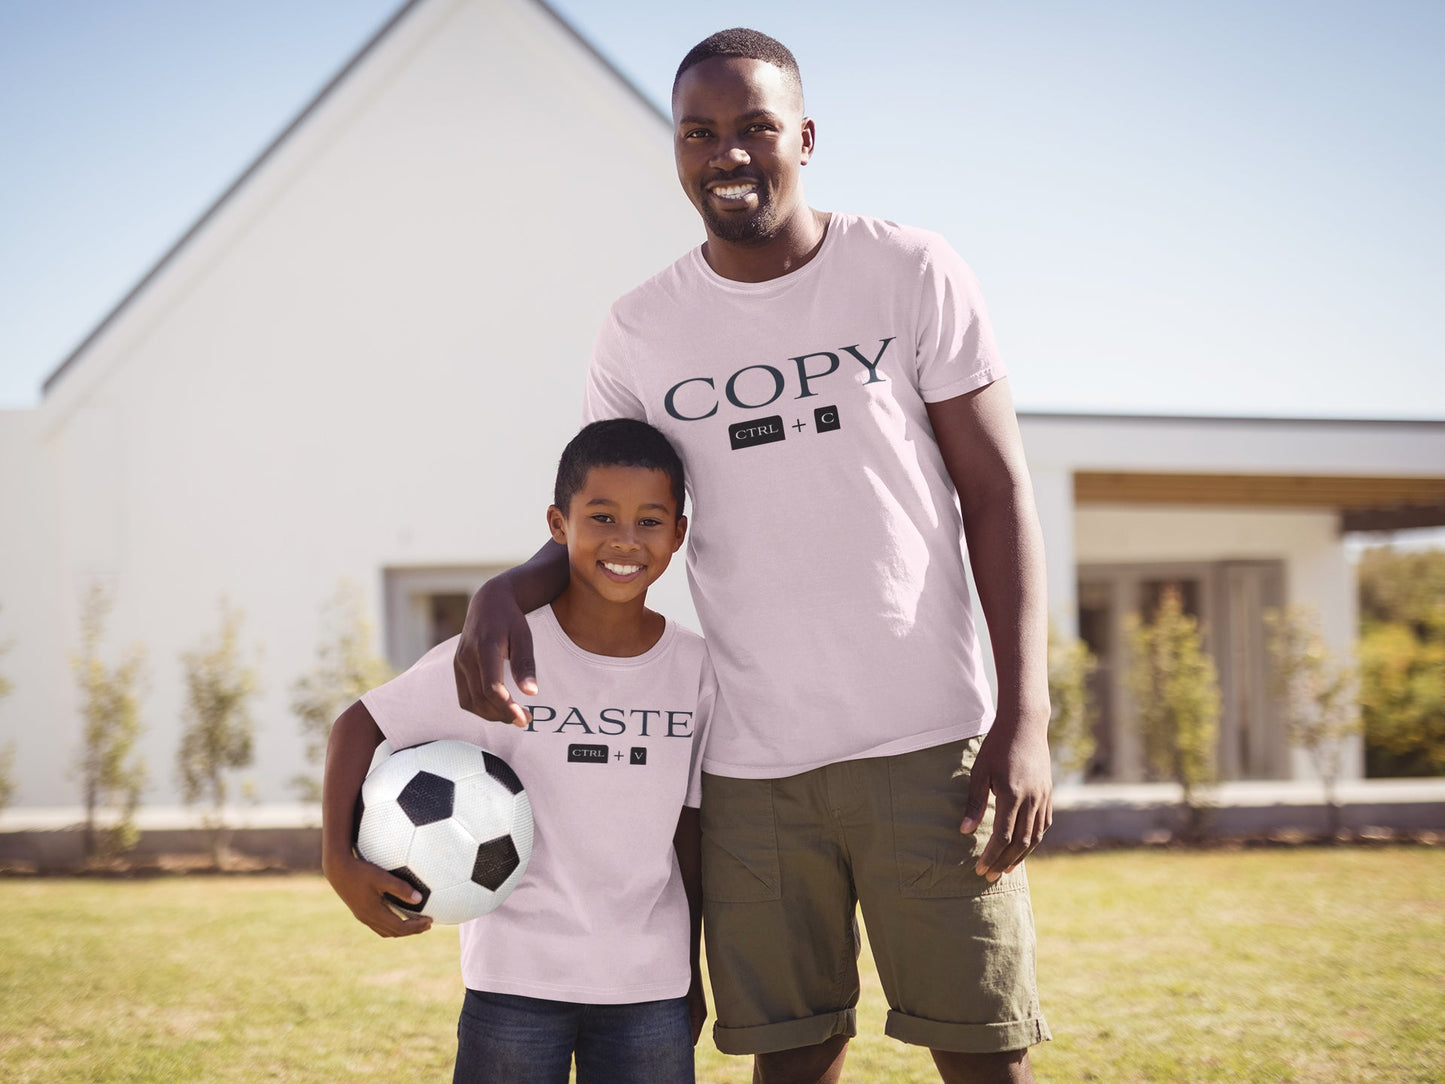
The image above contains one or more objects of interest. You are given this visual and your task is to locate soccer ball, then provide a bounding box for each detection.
[355,739,533,924]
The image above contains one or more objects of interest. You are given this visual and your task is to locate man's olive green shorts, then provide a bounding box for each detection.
[699,736,1050,1056]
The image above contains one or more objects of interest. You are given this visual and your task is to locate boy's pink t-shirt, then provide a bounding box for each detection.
[585,212,1001,778]
[361,606,714,1003]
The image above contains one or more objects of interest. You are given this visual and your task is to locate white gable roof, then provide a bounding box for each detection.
[40,0,691,415]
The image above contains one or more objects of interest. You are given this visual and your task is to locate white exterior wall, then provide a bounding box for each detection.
[0,412,68,800]
[1,0,699,809]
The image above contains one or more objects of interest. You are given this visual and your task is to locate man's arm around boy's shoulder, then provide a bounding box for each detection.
[321,700,433,938]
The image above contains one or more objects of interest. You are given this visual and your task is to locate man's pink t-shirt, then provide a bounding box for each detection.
[585,212,1001,778]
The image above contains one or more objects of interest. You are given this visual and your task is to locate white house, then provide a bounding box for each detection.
[0,0,700,810]
[2,0,1443,815]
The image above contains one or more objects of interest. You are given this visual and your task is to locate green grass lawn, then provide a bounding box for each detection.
[1,847,1440,1083]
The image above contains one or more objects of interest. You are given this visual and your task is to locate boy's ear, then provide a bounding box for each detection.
[546,505,568,546]
[672,514,688,553]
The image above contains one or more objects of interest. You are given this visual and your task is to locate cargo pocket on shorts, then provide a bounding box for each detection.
[891,737,1011,899]
[700,774,782,903]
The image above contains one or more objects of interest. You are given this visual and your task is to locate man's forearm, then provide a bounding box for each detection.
[965,483,1051,732]
[485,540,570,614]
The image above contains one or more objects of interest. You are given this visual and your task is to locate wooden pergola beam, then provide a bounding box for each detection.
[1074,471,1445,511]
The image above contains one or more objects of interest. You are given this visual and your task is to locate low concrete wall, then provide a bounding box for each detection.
[0,825,322,873]
[2,782,1441,872]
[1044,778,1445,847]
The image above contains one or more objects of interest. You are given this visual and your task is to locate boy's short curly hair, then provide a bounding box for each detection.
[554,419,686,518]
[672,27,803,103]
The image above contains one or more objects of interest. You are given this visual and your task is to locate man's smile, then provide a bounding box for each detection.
[709,181,758,201]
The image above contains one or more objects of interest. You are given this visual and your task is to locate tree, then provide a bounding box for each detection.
[177,601,260,865]
[290,581,394,801]
[72,585,148,858]
[1265,606,1360,835]
[1355,546,1445,778]
[1047,620,1097,777]
[1125,585,1221,838]
[1359,622,1445,777]
[1357,547,1445,633]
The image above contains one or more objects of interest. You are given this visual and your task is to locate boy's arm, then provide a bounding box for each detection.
[925,377,1053,882]
[322,699,432,937]
[673,806,708,1044]
[454,540,570,725]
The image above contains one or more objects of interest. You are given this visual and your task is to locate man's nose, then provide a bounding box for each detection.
[710,145,750,170]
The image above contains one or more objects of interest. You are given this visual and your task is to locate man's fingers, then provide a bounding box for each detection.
[958,763,991,835]
[507,618,538,695]
[1006,801,1053,873]
[974,787,1023,882]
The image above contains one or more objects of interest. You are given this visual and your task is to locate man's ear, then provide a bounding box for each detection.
[546,505,568,546]
[800,116,816,164]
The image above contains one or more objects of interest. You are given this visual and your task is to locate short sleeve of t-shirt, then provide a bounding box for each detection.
[912,229,1006,403]
[584,311,649,425]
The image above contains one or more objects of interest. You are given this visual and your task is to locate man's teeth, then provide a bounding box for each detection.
[603,562,642,575]
[712,183,756,199]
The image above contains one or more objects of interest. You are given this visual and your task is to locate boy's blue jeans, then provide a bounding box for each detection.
[453,988,694,1084]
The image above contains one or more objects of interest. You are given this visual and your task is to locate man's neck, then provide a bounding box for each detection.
[701,207,831,283]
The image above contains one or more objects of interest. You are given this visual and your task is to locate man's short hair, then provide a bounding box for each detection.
[554,419,686,518]
[673,27,803,103]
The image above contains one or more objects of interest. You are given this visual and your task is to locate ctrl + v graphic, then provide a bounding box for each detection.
[568,744,648,765]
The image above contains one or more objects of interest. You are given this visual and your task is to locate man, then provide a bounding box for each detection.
[454,28,1052,1084]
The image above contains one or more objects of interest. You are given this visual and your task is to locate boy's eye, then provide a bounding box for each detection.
[591,514,615,524]
[638,518,662,528]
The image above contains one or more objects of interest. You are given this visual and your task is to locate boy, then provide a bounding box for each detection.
[322,418,712,1084]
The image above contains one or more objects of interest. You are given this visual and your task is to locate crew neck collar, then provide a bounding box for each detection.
[688,211,846,295]
[537,604,675,666]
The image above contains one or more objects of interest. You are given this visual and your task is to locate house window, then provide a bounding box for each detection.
[383,566,507,670]
[1077,560,1284,782]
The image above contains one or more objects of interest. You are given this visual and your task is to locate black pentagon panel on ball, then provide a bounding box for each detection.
[386,866,430,913]
[471,834,521,891]
[396,770,455,826]
[482,751,524,795]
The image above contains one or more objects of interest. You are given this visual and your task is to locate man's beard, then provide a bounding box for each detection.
[700,193,779,245]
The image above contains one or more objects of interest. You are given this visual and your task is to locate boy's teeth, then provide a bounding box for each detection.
[604,562,641,574]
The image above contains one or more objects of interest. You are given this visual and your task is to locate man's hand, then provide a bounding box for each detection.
[453,542,571,726]
[960,717,1053,882]
[454,579,536,727]
[324,851,433,938]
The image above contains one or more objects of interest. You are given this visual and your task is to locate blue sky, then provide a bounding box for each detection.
[2,0,1442,418]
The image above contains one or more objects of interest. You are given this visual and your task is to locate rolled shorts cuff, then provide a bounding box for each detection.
[711,1008,857,1056]
[884,1010,1051,1053]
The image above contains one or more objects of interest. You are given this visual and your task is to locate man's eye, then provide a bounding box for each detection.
[684,127,711,139]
